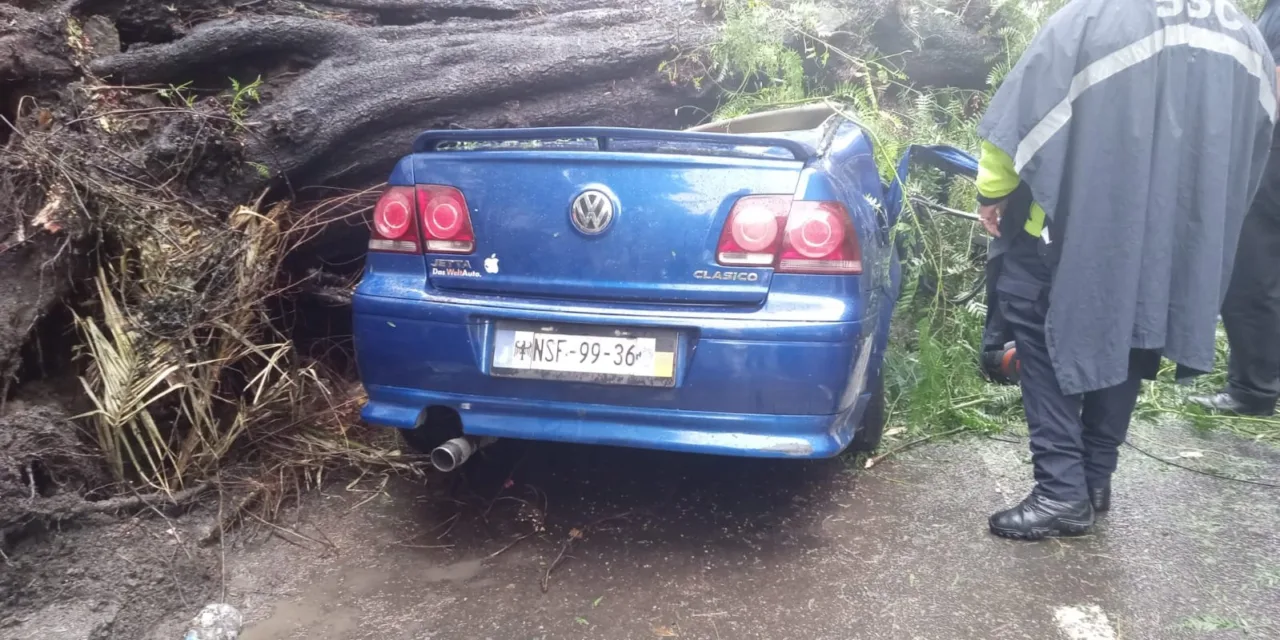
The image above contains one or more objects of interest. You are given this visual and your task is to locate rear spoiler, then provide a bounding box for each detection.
[412,127,818,162]
[413,129,978,225]
[884,144,978,225]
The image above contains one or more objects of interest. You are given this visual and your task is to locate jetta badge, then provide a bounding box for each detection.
[570,190,614,235]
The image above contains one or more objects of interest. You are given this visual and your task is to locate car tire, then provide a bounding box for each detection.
[852,374,886,453]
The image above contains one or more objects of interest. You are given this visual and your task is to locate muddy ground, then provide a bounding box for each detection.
[4,420,1278,640]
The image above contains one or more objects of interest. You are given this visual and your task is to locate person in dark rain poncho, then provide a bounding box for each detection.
[974,0,1276,540]
[1191,0,1280,417]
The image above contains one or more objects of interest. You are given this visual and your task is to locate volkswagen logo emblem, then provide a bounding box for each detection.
[570,190,615,235]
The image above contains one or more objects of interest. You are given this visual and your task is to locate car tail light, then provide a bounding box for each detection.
[369,186,419,253]
[716,197,861,274]
[416,185,475,254]
[778,201,861,274]
[716,196,790,266]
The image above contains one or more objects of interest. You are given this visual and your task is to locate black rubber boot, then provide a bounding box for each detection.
[989,493,1094,540]
[1089,486,1111,513]
[1188,391,1276,417]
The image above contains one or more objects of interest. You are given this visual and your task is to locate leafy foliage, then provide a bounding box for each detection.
[157,81,198,108]
[227,75,263,129]
[985,0,1068,88]
[1241,0,1268,18]
[705,0,824,118]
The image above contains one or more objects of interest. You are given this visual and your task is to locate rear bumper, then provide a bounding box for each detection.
[363,385,872,458]
[353,291,880,458]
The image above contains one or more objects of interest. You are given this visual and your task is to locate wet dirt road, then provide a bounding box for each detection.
[221,423,1280,640]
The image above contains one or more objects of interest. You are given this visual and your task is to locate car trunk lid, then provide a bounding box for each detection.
[410,128,813,305]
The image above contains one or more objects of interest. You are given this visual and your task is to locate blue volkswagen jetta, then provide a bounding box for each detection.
[353,105,967,470]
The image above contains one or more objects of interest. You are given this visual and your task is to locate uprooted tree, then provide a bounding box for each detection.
[0,0,1007,535]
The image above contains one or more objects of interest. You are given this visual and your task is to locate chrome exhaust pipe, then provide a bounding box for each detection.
[429,436,495,472]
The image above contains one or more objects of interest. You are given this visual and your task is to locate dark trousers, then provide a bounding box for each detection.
[1222,189,1280,411]
[998,234,1143,502]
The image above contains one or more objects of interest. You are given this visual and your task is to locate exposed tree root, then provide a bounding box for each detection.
[57,481,210,518]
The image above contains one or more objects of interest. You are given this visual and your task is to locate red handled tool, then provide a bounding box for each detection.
[981,341,1020,385]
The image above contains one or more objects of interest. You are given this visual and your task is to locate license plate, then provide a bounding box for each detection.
[491,321,677,387]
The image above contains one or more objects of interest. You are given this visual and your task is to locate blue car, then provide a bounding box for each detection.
[353,104,969,470]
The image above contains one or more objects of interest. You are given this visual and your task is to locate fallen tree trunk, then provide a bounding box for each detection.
[90,0,718,185]
[0,0,717,386]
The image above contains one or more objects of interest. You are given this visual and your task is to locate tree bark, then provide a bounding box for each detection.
[797,0,1000,91]
[89,0,716,185]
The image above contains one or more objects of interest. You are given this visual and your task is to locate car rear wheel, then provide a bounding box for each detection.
[852,375,886,452]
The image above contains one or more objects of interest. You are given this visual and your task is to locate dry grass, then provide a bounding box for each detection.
[2,73,415,508]
[74,199,305,492]
[70,185,396,493]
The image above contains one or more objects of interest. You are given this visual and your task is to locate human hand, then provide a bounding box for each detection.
[979,201,1006,237]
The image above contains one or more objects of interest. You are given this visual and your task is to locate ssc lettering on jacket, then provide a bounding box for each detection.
[1156,0,1246,29]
